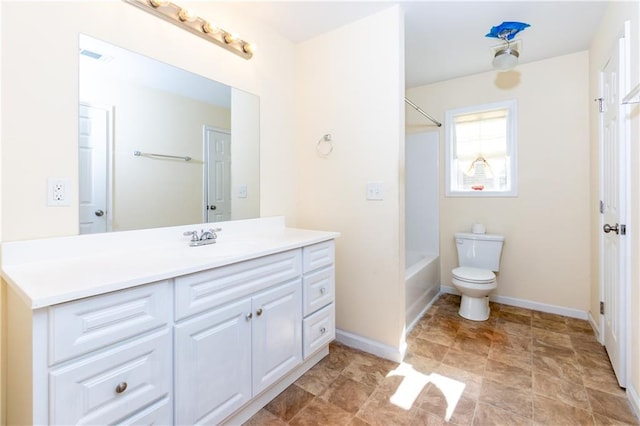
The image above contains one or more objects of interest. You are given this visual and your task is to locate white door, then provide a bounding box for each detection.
[79,103,109,234]
[174,297,252,425]
[251,280,302,395]
[599,33,628,387]
[204,127,231,222]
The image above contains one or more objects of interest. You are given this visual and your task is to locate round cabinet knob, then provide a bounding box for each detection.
[320,287,326,294]
[256,308,263,316]
[320,327,327,334]
[210,205,217,210]
[115,382,128,394]
[94,209,105,217]
[246,312,253,320]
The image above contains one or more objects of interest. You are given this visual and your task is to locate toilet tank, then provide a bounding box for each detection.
[454,232,505,271]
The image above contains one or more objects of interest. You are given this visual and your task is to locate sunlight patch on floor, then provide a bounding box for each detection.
[386,362,466,419]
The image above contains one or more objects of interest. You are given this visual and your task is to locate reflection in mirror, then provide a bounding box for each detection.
[78,34,259,234]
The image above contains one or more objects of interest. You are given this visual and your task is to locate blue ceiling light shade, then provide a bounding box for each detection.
[486,21,530,71]
[485,21,530,40]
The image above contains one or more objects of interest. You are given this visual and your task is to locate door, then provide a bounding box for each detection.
[252,280,302,395]
[204,126,231,222]
[79,103,110,234]
[174,297,252,425]
[599,32,628,387]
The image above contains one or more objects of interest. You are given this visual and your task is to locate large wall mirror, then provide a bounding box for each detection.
[78,34,260,234]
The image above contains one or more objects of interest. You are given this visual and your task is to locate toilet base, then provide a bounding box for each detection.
[458,294,490,321]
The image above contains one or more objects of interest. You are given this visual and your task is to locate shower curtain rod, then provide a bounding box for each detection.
[404,97,442,127]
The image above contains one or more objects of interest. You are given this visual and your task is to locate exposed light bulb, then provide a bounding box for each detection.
[202,20,219,34]
[224,33,239,44]
[149,0,169,7]
[178,8,197,22]
[242,43,256,54]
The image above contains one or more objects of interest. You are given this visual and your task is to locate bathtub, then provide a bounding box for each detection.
[406,251,440,330]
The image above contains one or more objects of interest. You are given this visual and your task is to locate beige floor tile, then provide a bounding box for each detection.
[289,398,353,426]
[487,345,532,370]
[533,394,595,425]
[295,360,342,396]
[419,383,477,425]
[586,388,639,424]
[320,375,376,414]
[479,378,533,419]
[441,347,488,376]
[264,385,315,421]
[472,402,533,426]
[532,371,590,410]
[484,359,532,390]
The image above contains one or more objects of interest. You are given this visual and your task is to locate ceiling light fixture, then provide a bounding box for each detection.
[123,0,254,60]
[486,21,530,71]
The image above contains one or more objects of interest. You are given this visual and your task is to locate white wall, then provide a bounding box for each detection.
[295,6,406,358]
[407,52,591,314]
[589,0,640,412]
[0,1,297,242]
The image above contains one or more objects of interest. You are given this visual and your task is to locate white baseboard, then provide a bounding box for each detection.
[628,383,640,421]
[588,311,602,343]
[440,285,589,320]
[406,286,440,333]
[335,329,404,363]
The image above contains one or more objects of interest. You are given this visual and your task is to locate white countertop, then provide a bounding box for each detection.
[1,217,339,309]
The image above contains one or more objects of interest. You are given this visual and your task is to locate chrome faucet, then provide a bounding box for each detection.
[183,228,222,246]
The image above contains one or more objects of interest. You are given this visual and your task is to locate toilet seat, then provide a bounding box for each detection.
[452,266,495,284]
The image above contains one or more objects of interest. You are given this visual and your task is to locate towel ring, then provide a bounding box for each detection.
[316,134,333,158]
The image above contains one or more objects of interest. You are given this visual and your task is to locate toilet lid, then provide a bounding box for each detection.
[452,267,495,283]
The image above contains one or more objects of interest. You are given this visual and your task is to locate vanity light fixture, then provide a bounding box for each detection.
[123,0,254,60]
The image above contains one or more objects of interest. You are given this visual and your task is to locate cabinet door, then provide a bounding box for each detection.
[252,280,302,394]
[174,297,252,425]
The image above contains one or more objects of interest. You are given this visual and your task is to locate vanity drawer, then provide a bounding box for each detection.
[49,329,171,425]
[303,303,335,359]
[175,249,302,321]
[302,267,334,316]
[302,241,335,273]
[49,281,171,364]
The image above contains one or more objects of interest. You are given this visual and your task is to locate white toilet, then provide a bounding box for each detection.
[452,232,505,321]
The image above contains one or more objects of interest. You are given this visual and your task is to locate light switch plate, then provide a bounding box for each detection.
[366,182,384,200]
[238,184,248,199]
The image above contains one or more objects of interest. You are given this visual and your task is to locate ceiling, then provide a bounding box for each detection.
[229,1,608,88]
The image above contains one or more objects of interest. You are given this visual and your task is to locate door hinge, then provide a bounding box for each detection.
[595,97,605,113]
[600,301,605,315]
[620,224,626,235]
[599,200,605,214]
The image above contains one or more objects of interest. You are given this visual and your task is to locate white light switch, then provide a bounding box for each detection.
[237,184,248,199]
[366,182,384,200]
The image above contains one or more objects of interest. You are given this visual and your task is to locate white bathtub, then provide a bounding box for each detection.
[406,251,440,330]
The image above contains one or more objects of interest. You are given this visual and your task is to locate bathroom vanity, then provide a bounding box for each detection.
[1,217,338,425]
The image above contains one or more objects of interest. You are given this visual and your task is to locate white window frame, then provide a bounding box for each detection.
[445,100,518,197]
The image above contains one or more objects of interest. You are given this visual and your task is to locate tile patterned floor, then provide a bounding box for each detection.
[244,294,639,425]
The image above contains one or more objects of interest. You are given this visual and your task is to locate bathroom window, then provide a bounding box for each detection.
[445,100,517,197]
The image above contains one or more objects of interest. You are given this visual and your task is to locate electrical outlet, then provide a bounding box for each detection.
[47,178,71,206]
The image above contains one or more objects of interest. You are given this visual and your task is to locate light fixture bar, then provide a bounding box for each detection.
[123,0,254,60]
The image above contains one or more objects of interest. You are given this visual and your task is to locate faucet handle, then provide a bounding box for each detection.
[183,230,198,241]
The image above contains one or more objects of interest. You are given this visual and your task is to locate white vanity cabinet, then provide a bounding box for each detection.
[173,250,303,425]
[2,219,338,425]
